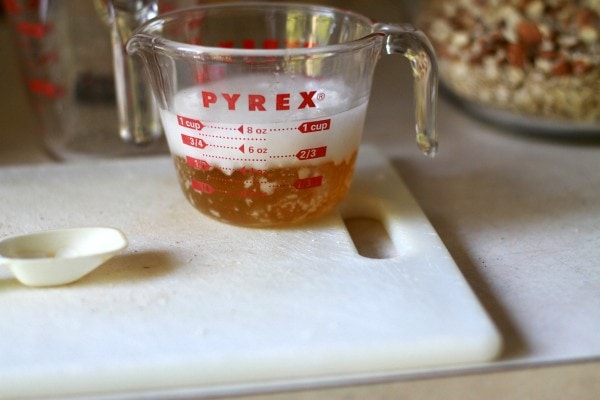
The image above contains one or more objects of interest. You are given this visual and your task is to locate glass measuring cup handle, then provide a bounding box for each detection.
[106,0,163,145]
[373,23,439,156]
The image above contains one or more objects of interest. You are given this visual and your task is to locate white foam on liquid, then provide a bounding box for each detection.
[160,74,369,172]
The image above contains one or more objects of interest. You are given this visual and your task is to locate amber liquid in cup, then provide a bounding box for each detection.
[173,153,358,226]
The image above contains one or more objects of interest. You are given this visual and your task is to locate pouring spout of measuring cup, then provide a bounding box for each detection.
[105,0,163,146]
[373,23,439,156]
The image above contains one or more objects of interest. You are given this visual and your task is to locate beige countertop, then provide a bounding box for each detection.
[1,3,599,399]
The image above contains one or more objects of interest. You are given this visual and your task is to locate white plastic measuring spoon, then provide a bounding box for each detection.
[0,227,128,287]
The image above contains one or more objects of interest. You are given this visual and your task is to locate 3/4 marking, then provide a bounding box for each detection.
[181,134,207,149]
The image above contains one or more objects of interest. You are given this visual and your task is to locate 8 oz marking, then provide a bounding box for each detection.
[246,126,267,134]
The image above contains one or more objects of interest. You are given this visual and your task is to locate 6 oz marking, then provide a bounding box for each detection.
[248,146,268,154]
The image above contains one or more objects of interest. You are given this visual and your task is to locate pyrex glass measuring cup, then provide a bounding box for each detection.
[127,2,438,227]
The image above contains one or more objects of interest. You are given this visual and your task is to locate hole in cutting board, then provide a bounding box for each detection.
[343,216,398,259]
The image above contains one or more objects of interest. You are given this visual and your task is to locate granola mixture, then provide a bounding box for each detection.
[419,0,600,125]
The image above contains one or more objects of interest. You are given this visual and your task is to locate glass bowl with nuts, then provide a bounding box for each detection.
[418,0,600,135]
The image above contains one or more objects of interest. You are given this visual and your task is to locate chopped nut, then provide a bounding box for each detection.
[525,0,545,19]
[558,34,579,48]
[483,57,501,79]
[536,58,554,73]
[451,31,470,48]
[572,59,591,74]
[517,21,543,46]
[576,8,600,27]
[507,67,525,87]
[578,25,599,44]
[507,43,527,66]
[551,57,571,76]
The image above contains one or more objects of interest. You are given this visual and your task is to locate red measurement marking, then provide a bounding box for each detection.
[248,145,268,154]
[28,79,63,98]
[186,156,211,171]
[239,166,267,176]
[191,180,214,194]
[17,22,51,38]
[298,119,331,133]
[191,179,269,198]
[195,69,206,83]
[36,51,58,66]
[187,17,204,29]
[159,3,176,13]
[204,174,244,184]
[296,146,327,160]
[202,153,265,163]
[201,123,244,133]
[195,65,226,83]
[4,0,21,14]
[293,176,323,190]
[263,39,278,49]
[177,115,204,131]
[207,38,321,50]
[240,189,268,199]
[181,134,207,149]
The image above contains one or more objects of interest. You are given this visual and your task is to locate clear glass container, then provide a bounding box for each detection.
[3,0,200,161]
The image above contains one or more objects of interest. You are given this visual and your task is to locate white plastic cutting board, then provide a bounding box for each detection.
[0,145,501,399]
